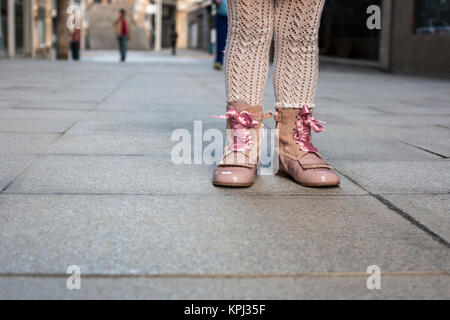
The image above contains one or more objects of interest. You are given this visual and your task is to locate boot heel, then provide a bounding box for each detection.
[276,167,288,177]
[275,156,287,176]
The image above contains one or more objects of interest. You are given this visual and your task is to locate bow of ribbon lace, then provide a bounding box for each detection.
[212,108,259,152]
[294,105,326,153]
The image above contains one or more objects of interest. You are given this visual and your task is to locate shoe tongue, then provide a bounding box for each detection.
[222,150,250,165]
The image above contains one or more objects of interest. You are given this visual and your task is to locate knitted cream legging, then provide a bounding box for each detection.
[225,0,325,109]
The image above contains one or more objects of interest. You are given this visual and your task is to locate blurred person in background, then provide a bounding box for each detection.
[114,9,132,62]
[213,0,228,70]
[171,27,178,56]
[70,27,81,61]
[212,0,340,188]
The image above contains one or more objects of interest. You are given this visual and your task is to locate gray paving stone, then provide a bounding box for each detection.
[5,156,365,195]
[68,119,223,139]
[315,94,450,116]
[1,53,449,299]
[100,94,218,110]
[9,100,98,111]
[0,109,87,120]
[0,119,77,133]
[0,275,448,299]
[46,133,169,156]
[319,123,450,158]
[355,100,450,116]
[72,111,297,136]
[0,101,17,108]
[0,194,448,275]
[313,101,384,116]
[96,100,225,113]
[317,68,450,104]
[333,159,450,194]
[81,109,218,125]
[382,194,450,242]
[315,136,437,160]
[0,133,60,154]
[392,127,450,158]
[347,113,450,127]
[0,87,111,102]
[0,155,36,190]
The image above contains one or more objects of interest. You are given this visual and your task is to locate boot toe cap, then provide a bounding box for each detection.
[298,169,340,187]
[213,167,256,187]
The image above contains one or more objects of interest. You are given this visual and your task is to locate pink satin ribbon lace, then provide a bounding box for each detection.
[212,108,259,152]
[294,105,326,153]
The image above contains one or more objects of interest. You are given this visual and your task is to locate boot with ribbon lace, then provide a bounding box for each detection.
[212,101,272,187]
[274,105,340,187]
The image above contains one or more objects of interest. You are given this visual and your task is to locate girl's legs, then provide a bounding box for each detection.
[215,0,338,187]
[225,0,324,107]
[225,0,274,106]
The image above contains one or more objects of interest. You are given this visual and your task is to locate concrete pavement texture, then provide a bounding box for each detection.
[0,50,449,299]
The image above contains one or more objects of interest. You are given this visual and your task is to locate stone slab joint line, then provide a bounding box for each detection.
[0,270,447,279]
[46,72,137,150]
[395,139,449,159]
[0,155,39,193]
[335,169,450,249]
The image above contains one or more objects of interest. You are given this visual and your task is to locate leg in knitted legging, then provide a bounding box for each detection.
[224,0,325,109]
[273,0,325,109]
[224,0,274,106]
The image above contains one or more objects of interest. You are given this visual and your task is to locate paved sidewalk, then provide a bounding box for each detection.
[0,51,448,299]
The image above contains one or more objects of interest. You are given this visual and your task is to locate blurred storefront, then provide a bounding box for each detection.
[160,0,176,48]
[187,0,212,51]
[320,0,450,76]
[176,0,212,51]
[389,0,449,76]
[176,0,449,77]
[320,0,382,62]
[0,0,53,58]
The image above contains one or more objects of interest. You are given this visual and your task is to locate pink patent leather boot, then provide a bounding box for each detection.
[274,105,340,187]
[212,102,272,187]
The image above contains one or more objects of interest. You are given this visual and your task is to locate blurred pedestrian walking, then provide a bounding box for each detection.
[113,9,132,62]
[70,28,81,61]
[171,27,178,56]
[213,0,228,70]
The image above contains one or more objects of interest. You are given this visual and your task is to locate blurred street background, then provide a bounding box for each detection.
[0,0,449,299]
[1,0,449,76]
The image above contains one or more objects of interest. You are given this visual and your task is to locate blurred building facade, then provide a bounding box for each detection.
[175,0,212,51]
[86,0,177,50]
[0,0,178,56]
[86,0,150,50]
[0,0,54,58]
